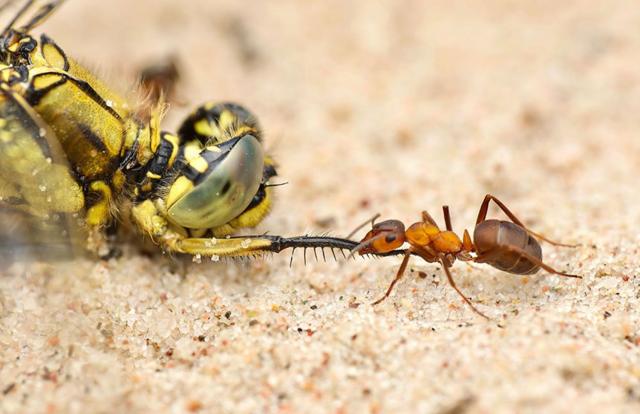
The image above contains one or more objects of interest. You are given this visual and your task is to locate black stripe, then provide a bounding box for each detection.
[67,77,123,121]
[16,36,36,60]
[76,122,109,154]
[173,136,241,185]
[7,64,29,85]
[25,73,68,106]
[181,164,201,182]
[148,136,176,175]
[244,185,266,211]
[177,102,259,143]
[27,73,123,122]
[263,163,277,180]
[2,196,27,206]
[242,163,278,212]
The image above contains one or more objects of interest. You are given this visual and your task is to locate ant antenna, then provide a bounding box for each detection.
[346,213,380,239]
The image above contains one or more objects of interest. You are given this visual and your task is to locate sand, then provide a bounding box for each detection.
[1,1,640,413]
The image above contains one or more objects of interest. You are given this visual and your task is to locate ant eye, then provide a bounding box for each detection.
[166,134,264,229]
[385,234,396,243]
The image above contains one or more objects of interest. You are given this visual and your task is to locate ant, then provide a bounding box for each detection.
[350,194,581,319]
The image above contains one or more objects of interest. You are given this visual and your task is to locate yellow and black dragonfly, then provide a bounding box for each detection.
[0,1,396,263]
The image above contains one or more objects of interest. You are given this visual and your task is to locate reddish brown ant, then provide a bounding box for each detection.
[350,194,580,319]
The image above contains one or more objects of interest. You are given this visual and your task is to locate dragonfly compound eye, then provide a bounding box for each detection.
[166,134,264,229]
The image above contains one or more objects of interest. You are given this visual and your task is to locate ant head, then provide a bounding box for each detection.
[352,220,406,255]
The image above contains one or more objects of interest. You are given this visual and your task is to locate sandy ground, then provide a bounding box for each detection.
[2,1,640,413]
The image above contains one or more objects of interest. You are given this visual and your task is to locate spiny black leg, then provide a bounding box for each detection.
[289,248,296,267]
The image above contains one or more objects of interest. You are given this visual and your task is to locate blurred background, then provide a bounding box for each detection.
[2,1,639,413]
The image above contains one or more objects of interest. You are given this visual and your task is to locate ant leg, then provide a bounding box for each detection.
[346,213,381,239]
[476,246,581,278]
[442,206,453,231]
[439,257,490,319]
[476,194,577,247]
[372,250,412,305]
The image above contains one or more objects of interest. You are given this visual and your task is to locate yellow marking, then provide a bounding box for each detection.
[211,224,235,237]
[176,237,273,256]
[194,118,215,137]
[112,170,126,190]
[127,122,153,166]
[149,106,162,151]
[183,140,202,161]
[27,69,126,169]
[41,42,67,70]
[265,155,277,167]
[234,125,255,138]
[189,156,208,173]
[218,110,236,133]
[165,133,180,166]
[32,73,64,90]
[226,187,272,231]
[190,228,207,238]
[86,181,112,226]
[89,181,111,195]
[166,176,194,207]
[205,145,222,153]
[65,57,130,118]
[132,200,166,237]
[146,171,161,179]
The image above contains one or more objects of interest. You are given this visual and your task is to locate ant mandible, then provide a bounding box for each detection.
[350,194,580,319]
